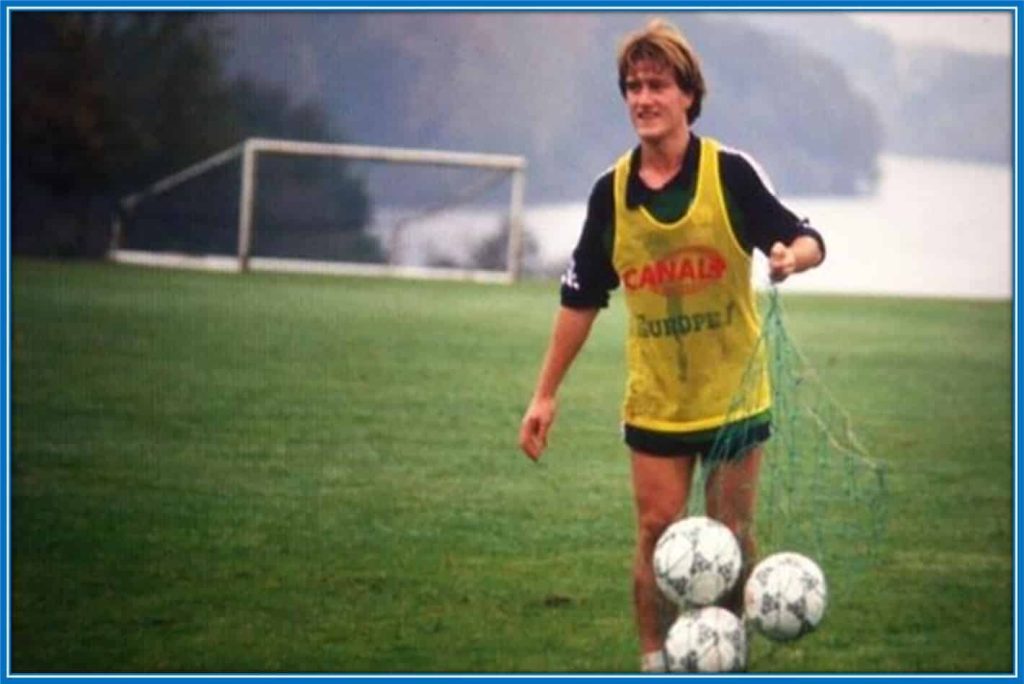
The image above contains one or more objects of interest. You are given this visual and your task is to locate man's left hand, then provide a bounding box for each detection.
[768,241,796,283]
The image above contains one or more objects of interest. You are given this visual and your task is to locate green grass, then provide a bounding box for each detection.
[10,258,1014,673]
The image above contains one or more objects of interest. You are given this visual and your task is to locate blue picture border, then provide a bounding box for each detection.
[0,2,1018,683]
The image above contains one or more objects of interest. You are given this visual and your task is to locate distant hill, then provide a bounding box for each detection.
[741,12,1012,165]
[220,12,889,200]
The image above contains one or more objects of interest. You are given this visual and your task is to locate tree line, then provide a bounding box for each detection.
[12,12,373,259]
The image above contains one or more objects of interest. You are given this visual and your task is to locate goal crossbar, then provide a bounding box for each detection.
[248,138,526,171]
[109,137,528,283]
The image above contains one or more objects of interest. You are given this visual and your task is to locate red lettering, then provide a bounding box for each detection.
[623,268,639,290]
[707,255,726,280]
[623,247,727,294]
[679,259,695,281]
[656,260,677,286]
[639,265,657,290]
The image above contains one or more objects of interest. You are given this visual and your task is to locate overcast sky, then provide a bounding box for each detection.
[851,11,1012,55]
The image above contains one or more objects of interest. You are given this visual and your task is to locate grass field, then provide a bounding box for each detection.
[9,258,1014,673]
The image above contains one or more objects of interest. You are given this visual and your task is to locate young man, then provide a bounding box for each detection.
[517,19,826,672]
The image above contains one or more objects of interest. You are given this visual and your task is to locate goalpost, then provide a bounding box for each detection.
[109,137,528,283]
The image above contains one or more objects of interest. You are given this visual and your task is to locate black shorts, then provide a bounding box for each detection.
[624,411,771,461]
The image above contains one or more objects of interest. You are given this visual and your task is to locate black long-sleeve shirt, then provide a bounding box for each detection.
[560,135,826,309]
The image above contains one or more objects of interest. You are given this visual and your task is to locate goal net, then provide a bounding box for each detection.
[687,286,888,663]
[694,287,888,566]
[109,138,528,283]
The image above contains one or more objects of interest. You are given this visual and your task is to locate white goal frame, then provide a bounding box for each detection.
[109,137,528,284]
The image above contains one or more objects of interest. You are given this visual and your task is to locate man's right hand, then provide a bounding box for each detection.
[517,306,598,463]
[519,396,557,461]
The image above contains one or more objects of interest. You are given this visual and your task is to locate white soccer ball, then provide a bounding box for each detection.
[744,552,828,641]
[664,606,747,673]
[653,516,742,607]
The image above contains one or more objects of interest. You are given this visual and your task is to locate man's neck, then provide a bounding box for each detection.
[639,130,692,188]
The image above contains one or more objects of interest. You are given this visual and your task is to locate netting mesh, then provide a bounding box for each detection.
[120,155,242,256]
[361,161,512,269]
[691,287,888,570]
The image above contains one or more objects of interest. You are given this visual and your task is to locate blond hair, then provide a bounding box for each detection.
[616,18,706,124]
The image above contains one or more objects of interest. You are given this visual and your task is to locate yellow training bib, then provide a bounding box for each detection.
[611,137,770,433]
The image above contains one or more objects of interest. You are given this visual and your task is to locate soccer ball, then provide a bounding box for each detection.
[744,552,828,641]
[664,606,747,673]
[653,516,742,607]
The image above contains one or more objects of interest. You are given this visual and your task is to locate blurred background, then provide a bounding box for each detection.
[10,10,1013,298]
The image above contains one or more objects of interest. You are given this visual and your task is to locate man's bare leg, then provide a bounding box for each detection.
[631,451,696,666]
[705,445,764,616]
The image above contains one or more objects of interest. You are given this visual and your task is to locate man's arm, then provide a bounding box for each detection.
[520,170,616,461]
[719,149,827,269]
[518,306,600,461]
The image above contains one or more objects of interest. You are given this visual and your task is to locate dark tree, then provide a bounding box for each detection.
[11,11,374,259]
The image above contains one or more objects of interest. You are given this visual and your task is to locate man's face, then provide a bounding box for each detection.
[624,59,693,145]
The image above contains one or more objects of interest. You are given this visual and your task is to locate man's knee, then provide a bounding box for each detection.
[637,508,677,550]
